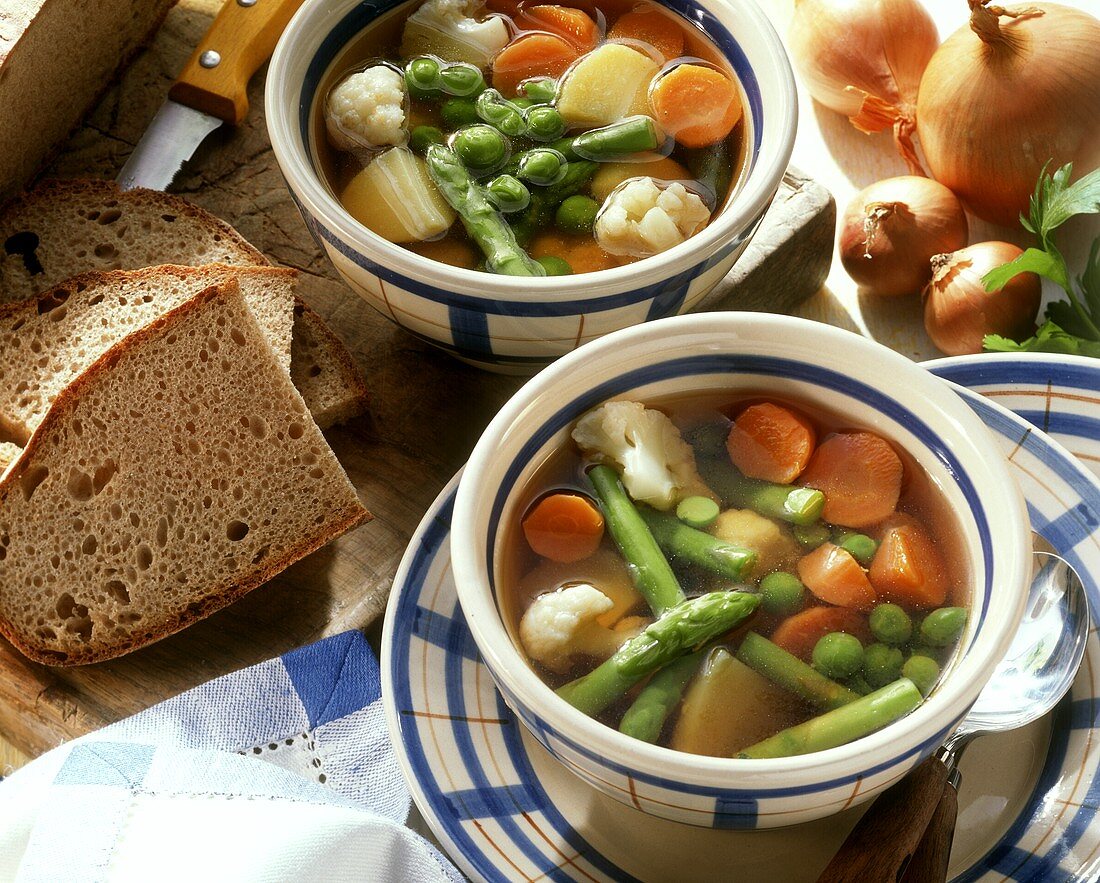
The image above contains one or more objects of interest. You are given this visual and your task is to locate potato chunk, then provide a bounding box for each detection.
[340,147,455,243]
[711,508,800,577]
[556,43,659,128]
[591,156,693,202]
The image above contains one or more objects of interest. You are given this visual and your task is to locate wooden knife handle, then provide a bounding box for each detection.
[815,756,950,883]
[169,0,305,124]
[901,780,959,883]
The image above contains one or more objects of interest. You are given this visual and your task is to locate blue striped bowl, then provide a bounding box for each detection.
[265,0,796,372]
[450,313,1033,828]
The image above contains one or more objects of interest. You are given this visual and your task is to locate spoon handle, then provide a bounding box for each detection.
[901,780,958,883]
[815,756,949,883]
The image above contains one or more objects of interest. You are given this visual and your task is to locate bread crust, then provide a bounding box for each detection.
[0,282,370,666]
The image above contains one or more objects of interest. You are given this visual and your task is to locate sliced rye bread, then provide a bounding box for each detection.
[0,264,297,445]
[0,280,370,666]
[0,179,368,428]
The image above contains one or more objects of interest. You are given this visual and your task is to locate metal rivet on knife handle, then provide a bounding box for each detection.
[167,0,307,125]
[199,50,221,69]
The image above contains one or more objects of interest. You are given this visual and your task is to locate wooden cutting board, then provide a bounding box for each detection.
[0,0,833,765]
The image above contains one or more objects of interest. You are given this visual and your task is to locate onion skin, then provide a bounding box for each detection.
[923,242,1042,355]
[788,0,938,174]
[917,2,1100,226]
[839,177,969,298]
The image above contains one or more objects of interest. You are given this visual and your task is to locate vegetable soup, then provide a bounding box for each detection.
[313,0,749,276]
[500,394,970,758]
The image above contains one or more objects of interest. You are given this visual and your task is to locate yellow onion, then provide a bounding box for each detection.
[788,0,938,174]
[917,1,1100,225]
[924,242,1042,355]
[839,177,968,297]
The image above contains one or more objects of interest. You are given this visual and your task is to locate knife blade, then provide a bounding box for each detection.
[118,0,305,191]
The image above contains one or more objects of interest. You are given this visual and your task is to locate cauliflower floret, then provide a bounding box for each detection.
[711,509,800,577]
[401,0,509,68]
[595,178,711,257]
[572,400,716,511]
[520,583,646,674]
[326,65,407,152]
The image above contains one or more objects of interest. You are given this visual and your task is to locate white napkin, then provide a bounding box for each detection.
[0,631,461,883]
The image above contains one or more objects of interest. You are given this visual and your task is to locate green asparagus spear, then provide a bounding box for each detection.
[737,678,923,759]
[557,591,761,717]
[639,507,757,582]
[698,457,825,526]
[736,631,859,710]
[586,465,685,615]
[619,651,703,743]
[425,144,544,277]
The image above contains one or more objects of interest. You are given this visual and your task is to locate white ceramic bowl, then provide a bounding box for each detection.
[266,0,796,372]
[450,312,1032,828]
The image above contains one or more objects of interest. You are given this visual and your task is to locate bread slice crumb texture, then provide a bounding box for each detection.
[0,281,369,665]
[0,264,296,445]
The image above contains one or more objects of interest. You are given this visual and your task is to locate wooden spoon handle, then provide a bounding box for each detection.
[169,0,305,124]
[901,780,959,883]
[815,756,949,883]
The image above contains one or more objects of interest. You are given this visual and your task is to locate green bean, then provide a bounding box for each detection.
[425,144,544,276]
[555,195,600,234]
[619,651,702,743]
[736,631,859,710]
[698,457,825,526]
[571,116,661,160]
[518,76,557,103]
[675,495,720,530]
[586,465,685,615]
[638,507,757,583]
[738,679,923,759]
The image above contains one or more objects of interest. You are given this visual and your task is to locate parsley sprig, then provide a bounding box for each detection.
[982,162,1100,354]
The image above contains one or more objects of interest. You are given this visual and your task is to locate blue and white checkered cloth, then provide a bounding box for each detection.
[0,631,461,882]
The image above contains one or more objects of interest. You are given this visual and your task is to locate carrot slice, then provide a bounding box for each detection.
[797,543,877,611]
[869,516,948,609]
[608,9,685,62]
[530,230,623,274]
[649,64,742,148]
[516,5,601,51]
[523,493,605,562]
[770,605,872,662]
[725,402,816,484]
[492,33,581,96]
[799,432,903,528]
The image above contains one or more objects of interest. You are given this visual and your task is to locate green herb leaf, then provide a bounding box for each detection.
[1039,166,1100,238]
[1079,238,1100,317]
[983,246,1068,293]
[984,321,1100,357]
[1045,300,1095,339]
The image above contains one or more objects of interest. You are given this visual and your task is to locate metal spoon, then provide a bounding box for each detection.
[817,550,1089,883]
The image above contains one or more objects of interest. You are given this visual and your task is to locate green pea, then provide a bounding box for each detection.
[526,105,566,142]
[812,632,864,680]
[920,607,967,647]
[486,174,530,212]
[793,522,831,549]
[511,97,536,109]
[555,194,600,233]
[759,572,804,618]
[863,642,904,689]
[440,97,479,128]
[536,255,573,275]
[476,89,527,137]
[869,603,913,646]
[409,125,445,154]
[518,76,557,103]
[439,63,486,97]
[675,495,720,529]
[518,149,563,185]
[451,125,508,173]
[837,532,878,565]
[902,655,941,697]
[406,57,442,98]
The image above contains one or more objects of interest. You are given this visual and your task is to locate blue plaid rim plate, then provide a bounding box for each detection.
[381,356,1100,883]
